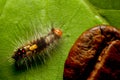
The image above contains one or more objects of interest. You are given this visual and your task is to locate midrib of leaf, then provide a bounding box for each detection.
[87,0,120,27]
[81,0,109,24]
[88,0,120,10]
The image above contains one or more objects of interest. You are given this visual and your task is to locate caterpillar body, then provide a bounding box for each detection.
[12,28,62,68]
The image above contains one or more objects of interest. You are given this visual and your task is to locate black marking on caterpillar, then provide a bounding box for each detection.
[12,27,62,69]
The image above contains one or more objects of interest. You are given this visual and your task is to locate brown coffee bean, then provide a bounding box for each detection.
[63,25,120,80]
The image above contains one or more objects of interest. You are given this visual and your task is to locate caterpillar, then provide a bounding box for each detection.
[12,27,62,69]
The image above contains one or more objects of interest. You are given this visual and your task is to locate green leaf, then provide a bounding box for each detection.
[0,0,119,80]
[88,0,120,27]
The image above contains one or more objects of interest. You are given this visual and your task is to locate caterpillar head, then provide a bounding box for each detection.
[52,28,62,37]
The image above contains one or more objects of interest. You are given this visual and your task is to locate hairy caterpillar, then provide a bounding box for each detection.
[12,27,62,69]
